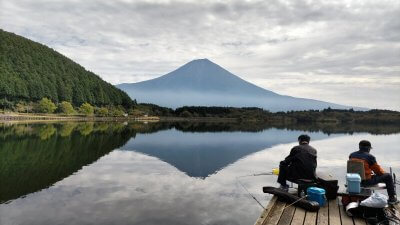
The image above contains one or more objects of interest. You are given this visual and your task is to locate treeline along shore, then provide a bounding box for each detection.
[2,100,399,125]
[130,104,400,125]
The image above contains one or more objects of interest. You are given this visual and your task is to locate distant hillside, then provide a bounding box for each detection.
[118,59,361,112]
[0,29,133,108]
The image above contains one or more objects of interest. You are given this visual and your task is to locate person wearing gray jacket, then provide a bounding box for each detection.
[277,134,317,191]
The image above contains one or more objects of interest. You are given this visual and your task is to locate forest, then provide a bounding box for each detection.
[133,105,400,125]
[0,29,133,109]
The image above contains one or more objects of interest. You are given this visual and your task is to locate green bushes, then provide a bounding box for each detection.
[0,97,129,117]
[59,101,75,115]
[38,98,57,113]
[79,103,94,116]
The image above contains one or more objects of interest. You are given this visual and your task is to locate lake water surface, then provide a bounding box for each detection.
[0,122,399,225]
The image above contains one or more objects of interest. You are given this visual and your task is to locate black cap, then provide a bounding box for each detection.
[359,140,372,151]
[298,134,310,143]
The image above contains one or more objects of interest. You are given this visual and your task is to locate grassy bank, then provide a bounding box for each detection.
[0,112,159,123]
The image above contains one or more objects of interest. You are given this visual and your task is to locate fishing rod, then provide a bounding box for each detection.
[235,177,265,210]
[236,172,274,178]
[237,168,280,179]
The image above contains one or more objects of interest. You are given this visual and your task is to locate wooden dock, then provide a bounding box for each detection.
[254,196,400,225]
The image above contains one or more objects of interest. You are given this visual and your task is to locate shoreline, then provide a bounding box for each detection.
[0,113,160,123]
[0,113,240,123]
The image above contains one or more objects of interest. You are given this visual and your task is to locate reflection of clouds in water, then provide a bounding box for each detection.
[0,151,260,225]
[1,133,399,225]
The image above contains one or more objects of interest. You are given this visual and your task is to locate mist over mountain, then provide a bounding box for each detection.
[118,59,358,112]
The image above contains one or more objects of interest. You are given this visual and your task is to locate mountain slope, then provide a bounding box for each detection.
[118,59,355,111]
[121,59,277,96]
[0,29,133,107]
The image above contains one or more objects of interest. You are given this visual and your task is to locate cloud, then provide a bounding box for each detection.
[0,0,399,110]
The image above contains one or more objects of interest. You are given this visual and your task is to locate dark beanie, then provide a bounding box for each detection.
[359,140,372,152]
[298,134,310,143]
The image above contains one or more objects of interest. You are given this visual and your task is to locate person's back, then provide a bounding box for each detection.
[349,140,398,205]
[287,143,317,180]
[349,149,383,180]
[277,134,317,190]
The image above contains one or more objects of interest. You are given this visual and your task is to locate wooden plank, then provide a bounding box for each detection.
[329,199,341,225]
[317,203,329,225]
[338,202,354,225]
[353,217,366,225]
[277,205,296,225]
[303,211,317,225]
[254,196,278,225]
[393,203,400,213]
[290,208,306,225]
[264,200,286,225]
[393,204,400,222]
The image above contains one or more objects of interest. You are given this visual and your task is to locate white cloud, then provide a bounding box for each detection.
[0,0,399,110]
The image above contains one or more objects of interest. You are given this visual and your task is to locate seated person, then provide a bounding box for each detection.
[278,134,317,191]
[349,140,398,204]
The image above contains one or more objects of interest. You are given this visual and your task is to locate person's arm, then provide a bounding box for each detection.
[370,155,385,175]
[282,147,298,165]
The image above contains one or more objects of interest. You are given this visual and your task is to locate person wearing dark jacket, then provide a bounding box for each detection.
[277,134,317,191]
[349,140,398,204]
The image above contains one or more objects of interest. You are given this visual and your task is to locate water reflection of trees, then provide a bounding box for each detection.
[1,121,398,203]
[59,123,78,137]
[38,124,56,140]
[0,122,137,203]
[76,123,94,136]
[139,121,400,135]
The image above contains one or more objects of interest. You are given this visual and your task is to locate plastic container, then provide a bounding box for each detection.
[307,187,326,207]
[346,173,361,193]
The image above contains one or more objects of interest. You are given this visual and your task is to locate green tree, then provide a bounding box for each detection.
[14,101,27,113]
[96,107,109,117]
[79,103,94,116]
[59,101,75,115]
[38,98,57,113]
[109,106,125,117]
[180,110,192,118]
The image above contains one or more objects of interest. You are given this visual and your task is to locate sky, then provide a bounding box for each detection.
[0,0,399,110]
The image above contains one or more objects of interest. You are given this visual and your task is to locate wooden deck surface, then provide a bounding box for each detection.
[254,196,400,225]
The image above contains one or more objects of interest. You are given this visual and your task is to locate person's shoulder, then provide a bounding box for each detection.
[308,144,317,151]
[291,145,305,153]
[349,150,365,158]
[349,151,359,156]
[306,144,317,155]
[365,152,376,160]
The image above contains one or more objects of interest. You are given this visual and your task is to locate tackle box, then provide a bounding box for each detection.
[307,187,326,207]
[346,173,361,193]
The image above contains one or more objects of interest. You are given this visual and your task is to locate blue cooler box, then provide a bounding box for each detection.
[307,187,326,207]
[346,173,361,193]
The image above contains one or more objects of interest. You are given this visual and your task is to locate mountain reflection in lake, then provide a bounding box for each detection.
[0,122,399,225]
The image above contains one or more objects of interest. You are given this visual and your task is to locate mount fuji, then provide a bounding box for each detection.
[117,59,355,111]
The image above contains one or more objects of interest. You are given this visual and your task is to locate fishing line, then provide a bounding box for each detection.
[236,172,274,178]
[282,195,308,210]
[235,177,265,210]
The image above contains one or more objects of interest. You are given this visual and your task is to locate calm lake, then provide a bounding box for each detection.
[0,122,399,225]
